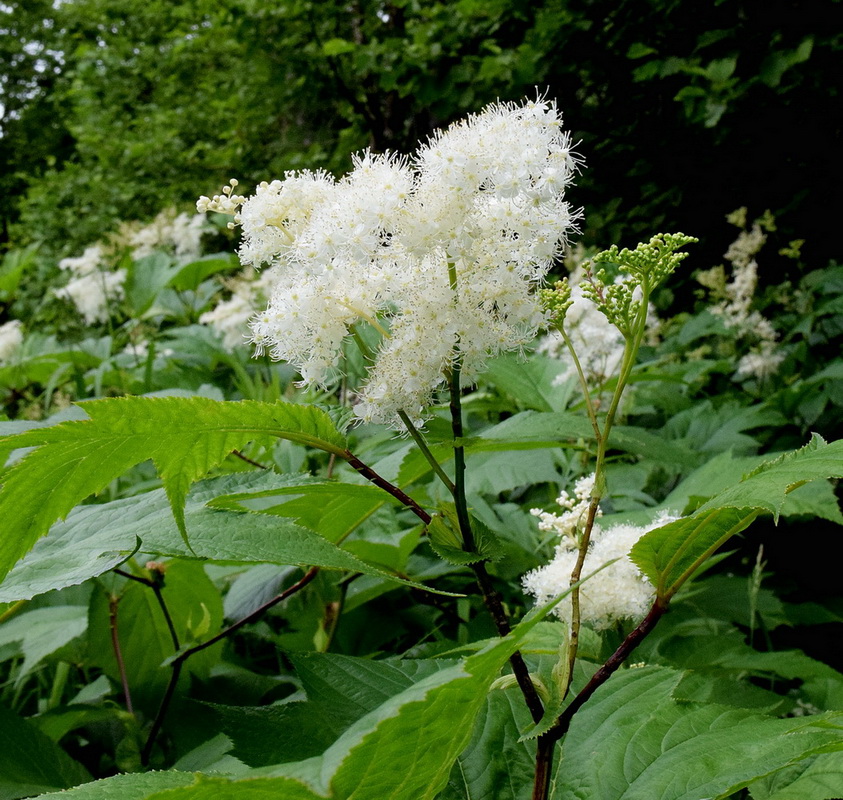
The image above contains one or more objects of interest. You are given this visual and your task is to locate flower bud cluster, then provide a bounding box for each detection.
[199,99,583,425]
[582,234,697,337]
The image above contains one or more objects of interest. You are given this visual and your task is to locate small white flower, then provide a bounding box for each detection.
[55,269,126,324]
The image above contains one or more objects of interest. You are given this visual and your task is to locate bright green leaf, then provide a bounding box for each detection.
[0,396,347,581]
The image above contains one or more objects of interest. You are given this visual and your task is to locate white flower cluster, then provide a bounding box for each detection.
[0,319,23,364]
[55,244,126,324]
[523,501,675,630]
[199,99,582,425]
[698,219,784,382]
[199,267,280,351]
[130,209,210,263]
[531,472,599,541]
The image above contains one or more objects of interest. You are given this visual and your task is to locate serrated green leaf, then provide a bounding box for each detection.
[209,655,457,768]
[631,507,756,598]
[0,705,91,797]
[264,598,564,799]
[30,772,194,799]
[694,434,843,521]
[0,396,347,581]
[631,435,843,598]
[553,666,843,800]
[32,772,326,800]
[144,775,327,799]
[444,688,535,800]
[0,475,454,603]
[749,751,843,799]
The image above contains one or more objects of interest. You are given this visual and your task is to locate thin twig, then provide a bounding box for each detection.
[141,566,320,764]
[108,595,133,715]
[113,567,181,651]
[342,451,432,524]
[232,449,268,469]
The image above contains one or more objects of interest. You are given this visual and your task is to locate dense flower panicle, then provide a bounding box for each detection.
[58,245,104,277]
[55,269,127,324]
[523,495,675,629]
[0,319,23,363]
[697,215,782,382]
[130,209,210,262]
[199,98,582,425]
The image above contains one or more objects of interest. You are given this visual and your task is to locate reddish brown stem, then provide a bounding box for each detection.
[108,595,134,715]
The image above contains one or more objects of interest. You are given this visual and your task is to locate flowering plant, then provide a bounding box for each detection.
[0,100,841,800]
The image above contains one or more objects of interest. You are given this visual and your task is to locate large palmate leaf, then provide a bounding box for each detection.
[0,396,347,581]
[553,666,843,800]
[631,434,843,598]
[0,475,450,603]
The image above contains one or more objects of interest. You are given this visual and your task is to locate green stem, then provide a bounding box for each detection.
[397,409,456,493]
[560,327,601,439]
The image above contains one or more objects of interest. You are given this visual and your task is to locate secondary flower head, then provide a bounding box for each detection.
[198,98,583,426]
[523,496,676,630]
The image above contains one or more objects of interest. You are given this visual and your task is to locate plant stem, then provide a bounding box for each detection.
[397,409,456,493]
[533,290,654,799]
[548,598,668,742]
[108,594,134,715]
[141,566,320,764]
[448,364,544,723]
[342,451,432,524]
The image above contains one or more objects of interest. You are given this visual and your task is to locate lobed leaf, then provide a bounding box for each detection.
[0,396,347,582]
